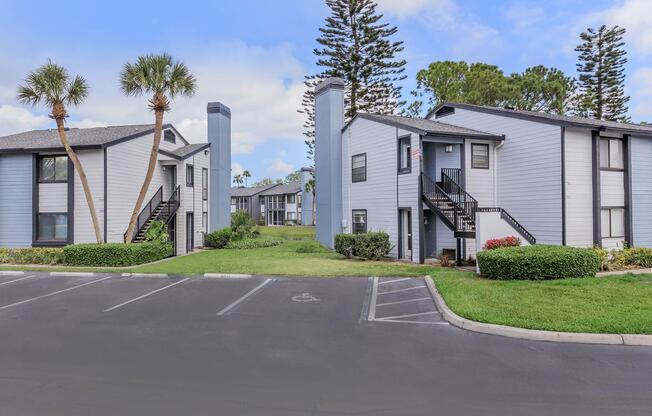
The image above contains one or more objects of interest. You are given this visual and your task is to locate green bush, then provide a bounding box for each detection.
[477,244,600,280]
[225,237,283,250]
[354,232,391,260]
[63,242,173,267]
[205,227,233,249]
[335,234,356,257]
[231,211,256,240]
[619,247,652,268]
[294,240,328,253]
[144,220,169,243]
[0,247,64,265]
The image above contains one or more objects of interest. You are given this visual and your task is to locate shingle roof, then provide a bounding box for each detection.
[430,102,652,136]
[159,143,210,160]
[344,113,504,140]
[259,182,302,196]
[231,183,281,197]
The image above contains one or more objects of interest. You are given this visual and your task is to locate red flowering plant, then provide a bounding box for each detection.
[483,236,521,251]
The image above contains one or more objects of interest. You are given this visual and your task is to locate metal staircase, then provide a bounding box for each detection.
[124,185,181,243]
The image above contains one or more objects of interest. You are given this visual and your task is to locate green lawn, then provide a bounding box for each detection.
[133,240,435,277]
[433,272,652,334]
[257,225,315,240]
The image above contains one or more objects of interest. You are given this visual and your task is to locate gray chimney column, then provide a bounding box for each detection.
[207,102,231,232]
[299,167,314,226]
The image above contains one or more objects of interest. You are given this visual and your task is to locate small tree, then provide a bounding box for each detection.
[233,174,244,186]
[242,170,251,186]
[17,61,103,243]
[120,53,196,243]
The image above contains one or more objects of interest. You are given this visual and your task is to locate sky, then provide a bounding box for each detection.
[0,0,650,184]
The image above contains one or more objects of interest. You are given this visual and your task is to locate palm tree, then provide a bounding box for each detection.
[17,61,103,243]
[242,170,251,187]
[304,178,316,226]
[120,53,196,242]
[233,174,244,186]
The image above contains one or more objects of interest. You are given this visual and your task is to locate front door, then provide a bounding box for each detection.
[399,209,412,260]
[169,166,177,197]
[186,212,194,253]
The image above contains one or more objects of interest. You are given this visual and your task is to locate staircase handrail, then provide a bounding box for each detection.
[124,186,163,242]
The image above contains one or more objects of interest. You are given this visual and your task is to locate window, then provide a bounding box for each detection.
[202,168,208,200]
[186,164,194,187]
[601,208,625,238]
[287,212,296,220]
[471,144,489,169]
[298,194,302,208]
[202,212,208,231]
[287,194,296,204]
[37,213,67,241]
[398,136,411,173]
[352,153,367,182]
[231,197,236,205]
[234,197,249,212]
[164,130,176,143]
[600,138,624,170]
[352,210,367,234]
[39,155,68,182]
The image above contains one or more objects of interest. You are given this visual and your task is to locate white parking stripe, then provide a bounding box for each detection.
[0,275,35,287]
[376,311,440,321]
[375,297,432,307]
[216,278,273,316]
[367,276,379,321]
[378,277,412,285]
[373,319,448,325]
[377,285,427,295]
[0,276,113,310]
[103,278,189,312]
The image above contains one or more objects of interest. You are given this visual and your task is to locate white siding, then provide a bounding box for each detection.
[631,136,652,247]
[39,183,67,212]
[600,170,625,207]
[434,108,563,244]
[435,217,455,256]
[0,154,32,247]
[464,139,495,206]
[564,128,593,247]
[74,150,105,243]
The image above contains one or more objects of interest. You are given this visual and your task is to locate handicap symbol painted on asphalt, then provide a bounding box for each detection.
[291,293,320,303]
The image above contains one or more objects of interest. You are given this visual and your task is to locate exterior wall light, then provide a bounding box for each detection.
[445,144,454,153]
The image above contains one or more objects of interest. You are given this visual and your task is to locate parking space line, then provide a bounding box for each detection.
[216,278,273,316]
[367,276,379,321]
[376,297,432,307]
[376,311,440,321]
[103,278,189,312]
[378,277,412,285]
[0,275,35,287]
[377,285,427,295]
[0,276,113,310]
[374,319,448,325]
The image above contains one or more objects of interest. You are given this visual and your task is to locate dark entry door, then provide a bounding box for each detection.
[169,166,177,196]
[186,212,194,252]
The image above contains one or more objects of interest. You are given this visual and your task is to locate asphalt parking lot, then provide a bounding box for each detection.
[0,272,651,415]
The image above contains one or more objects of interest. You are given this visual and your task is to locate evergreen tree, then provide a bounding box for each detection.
[299,0,407,161]
[574,25,630,122]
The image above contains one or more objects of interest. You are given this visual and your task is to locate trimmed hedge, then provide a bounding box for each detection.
[205,227,233,249]
[0,247,64,265]
[63,242,173,267]
[334,232,391,260]
[335,234,356,257]
[477,244,600,280]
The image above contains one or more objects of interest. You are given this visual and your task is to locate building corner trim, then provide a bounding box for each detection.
[591,130,602,247]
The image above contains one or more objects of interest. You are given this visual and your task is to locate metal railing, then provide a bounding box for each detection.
[421,173,475,233]
[476,207,536,244]
[440,169,478,228]
[159,185,181,225]
[124,186,163,242]
[441,168,462,187]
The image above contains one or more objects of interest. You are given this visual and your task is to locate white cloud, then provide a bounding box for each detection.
[0,105,50,136]
[67,118,108,129]
[375,0,436,19]
[504,4,545,30]
[231,162,243,177]
[631,67,652,119]
[267,158,294,176]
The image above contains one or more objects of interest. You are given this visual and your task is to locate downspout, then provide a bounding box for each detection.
[493,138,505,206]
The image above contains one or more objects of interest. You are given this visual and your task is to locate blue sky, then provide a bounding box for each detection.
[0,0,650,183]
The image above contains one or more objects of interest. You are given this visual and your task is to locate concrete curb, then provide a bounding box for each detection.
[203,273,253,279]
[50,272,96,277]
[596,268,652,277]
[0,271,25,276]
[424,276,652,347]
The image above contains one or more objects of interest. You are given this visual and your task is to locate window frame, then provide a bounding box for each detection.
[164,130,176,144]
[202,212,208,231]
[351,153,367,183]
[287,193,296,204]
[599,138,625,171]
[38,155,68,183]
[202,168,208,200]
[36,212,68,242]
[397,135,412,174]
[471,143,490,169]
[601,207,625,238]
[352,209,367,234]
[186,164,194,187]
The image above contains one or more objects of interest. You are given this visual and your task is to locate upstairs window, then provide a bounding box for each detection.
[398,136,411,173]
[186,164,194,187]
[471,143,489,169]
[39,155,68,182]
[202,168,208,200]
[164,130,176,143]
[352,210,367,234]
[600,138,624,170]
[352,153,367,183]
[287,194,296,204]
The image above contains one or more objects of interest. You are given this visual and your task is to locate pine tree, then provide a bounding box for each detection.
[575,25,630,122]
[298,0,406,161]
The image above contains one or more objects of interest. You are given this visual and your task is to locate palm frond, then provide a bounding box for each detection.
[167,61,196,98]
[17,60,87,110]
[65,75,89,106]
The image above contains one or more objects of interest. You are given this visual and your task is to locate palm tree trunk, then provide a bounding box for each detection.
[55,118,103,243]
[311,191,316,226]
[124,109,164,242]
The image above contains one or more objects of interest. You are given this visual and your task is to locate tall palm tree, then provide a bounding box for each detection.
[17,61,103,243]
[242,170,251,187]
[233,174,244,186]
[304,178,316,226]
[120,53,196,242]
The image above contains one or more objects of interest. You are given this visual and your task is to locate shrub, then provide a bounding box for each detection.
[225,237,283,250]
[63,242,173,267]
[335,234,356,257]
[483,236,521,251]
[144,220,169,243]
[294,240,328,253]
[477,244,600,280]
[0,247,64,265]
[231,211,256,240]
[354,232,391,260]
[619,247,652,268]
[205,227,233,249]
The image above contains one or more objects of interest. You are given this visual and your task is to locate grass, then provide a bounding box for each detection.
[433,272,652,334]
[257,225,315,240]
[133,240,435,277]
